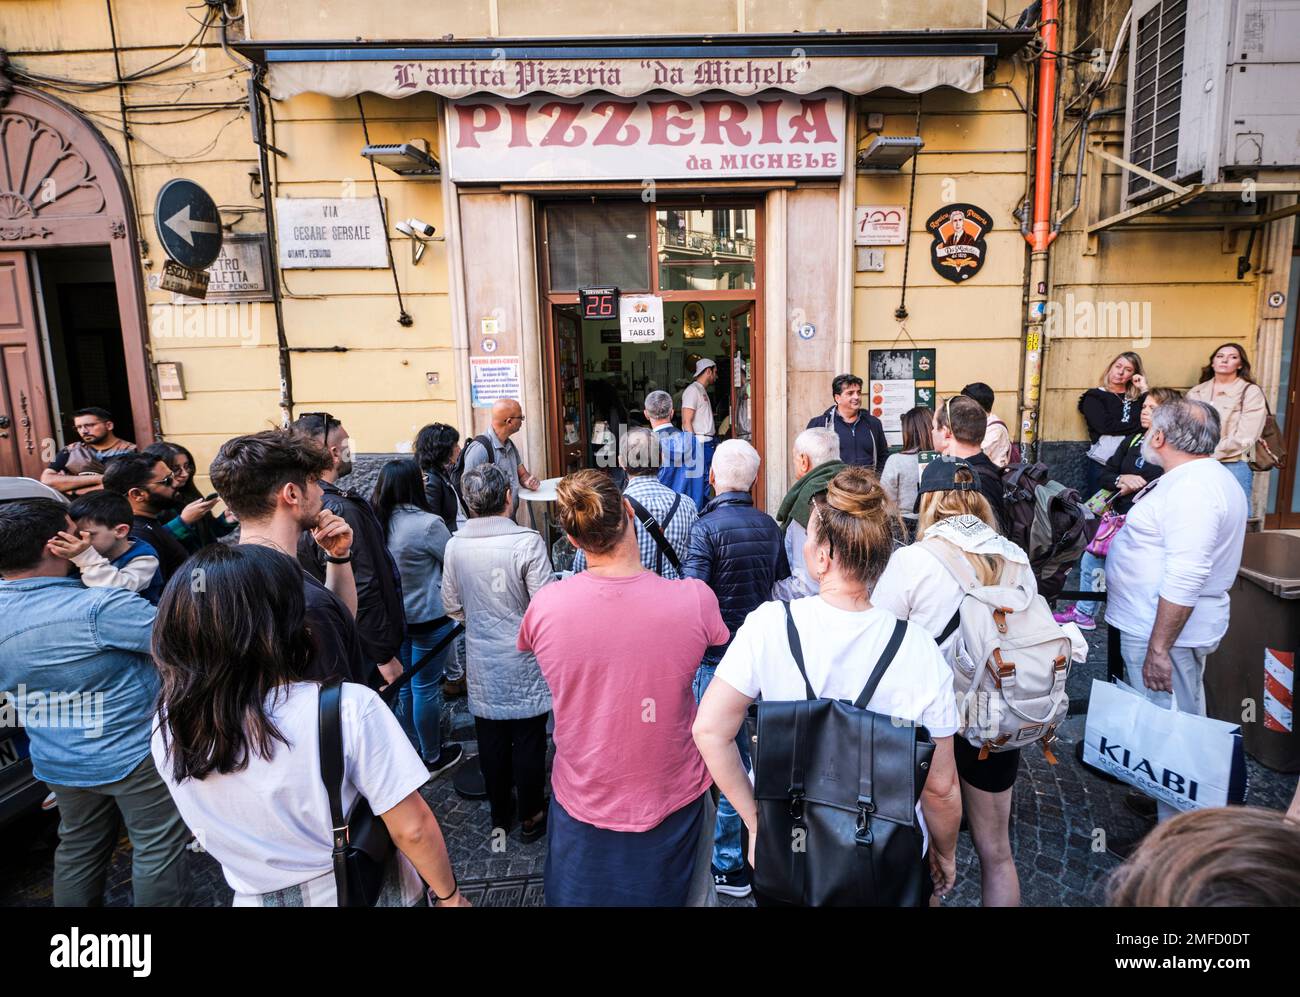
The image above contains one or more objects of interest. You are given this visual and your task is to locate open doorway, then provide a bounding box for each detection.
[539,197,763,504]
[33,247,139,448]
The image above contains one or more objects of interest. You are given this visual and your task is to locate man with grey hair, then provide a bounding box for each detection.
[442,464,553,839]
[682,438,788,898]
[1104,398,1247,835]
[571,427,699,580]
[772,427,845,600]
[644,389,707,510]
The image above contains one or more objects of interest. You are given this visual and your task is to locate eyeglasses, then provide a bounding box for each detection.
[508,414,526,424]
[149,473,175,488]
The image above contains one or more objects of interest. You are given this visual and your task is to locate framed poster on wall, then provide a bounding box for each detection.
[867,348,937,447]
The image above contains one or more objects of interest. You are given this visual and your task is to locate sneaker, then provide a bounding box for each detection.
[441,676,467,699]
[712,865,752,898]
[1053,606,1096,631]
[40,792,58,812]
[425,743,465,778]
[520,805,549,844]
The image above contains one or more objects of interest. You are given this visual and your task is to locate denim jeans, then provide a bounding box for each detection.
[1223,460,1253,507]
[693,663,751,874]
[1075,549,1106,619]
[395,620,455,763]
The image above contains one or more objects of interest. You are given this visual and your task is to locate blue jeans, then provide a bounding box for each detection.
[1075,548,1106,619]
[395,621,455,763]
[693,663,751,875]
[1223,460,1253,507]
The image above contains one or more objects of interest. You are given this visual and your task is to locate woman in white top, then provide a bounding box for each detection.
[879,405,934,536]
[693,466,963,903]
[150,543,468,907]
[872,456,1032,907]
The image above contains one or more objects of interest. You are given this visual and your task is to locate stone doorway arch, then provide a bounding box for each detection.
[0,83,155,469]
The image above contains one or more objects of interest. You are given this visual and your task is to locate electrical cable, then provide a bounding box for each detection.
[355,95,414,327]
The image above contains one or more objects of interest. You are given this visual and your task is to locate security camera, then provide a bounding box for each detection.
[396,218,435,238]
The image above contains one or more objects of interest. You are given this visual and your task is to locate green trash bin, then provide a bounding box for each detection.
[1206,532,1300,772]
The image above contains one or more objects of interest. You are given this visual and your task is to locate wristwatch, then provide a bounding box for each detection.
[323,551,353,564]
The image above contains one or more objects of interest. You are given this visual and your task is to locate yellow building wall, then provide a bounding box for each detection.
[852,80,1032,434]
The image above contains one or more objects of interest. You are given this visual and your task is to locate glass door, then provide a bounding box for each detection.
[1265,253,1299,528]
[548,304,587,476]
[727,303,754,442]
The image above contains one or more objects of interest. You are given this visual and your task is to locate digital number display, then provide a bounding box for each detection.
[579,286,619,320]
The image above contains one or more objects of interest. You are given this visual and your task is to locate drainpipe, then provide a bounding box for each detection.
[1021,0,1061,461]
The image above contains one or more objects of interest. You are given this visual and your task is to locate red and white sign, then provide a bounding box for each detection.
[447,91,845,182]
[855,205,908,246]
[1264,647,1294,733]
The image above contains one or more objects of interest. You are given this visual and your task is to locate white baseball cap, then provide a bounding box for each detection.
[694,358,717,377]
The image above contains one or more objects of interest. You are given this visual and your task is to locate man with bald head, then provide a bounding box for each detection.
[462,398,540,519]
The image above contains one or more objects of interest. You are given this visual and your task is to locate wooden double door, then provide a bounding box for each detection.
[0,252,55,478]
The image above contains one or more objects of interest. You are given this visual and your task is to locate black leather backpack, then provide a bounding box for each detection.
[748,605,936,907]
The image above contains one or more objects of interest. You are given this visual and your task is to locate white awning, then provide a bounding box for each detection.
[265,54,985,101]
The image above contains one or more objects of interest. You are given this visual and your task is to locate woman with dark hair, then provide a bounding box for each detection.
[371,459,462,776]
[1186,342,1268,502]
[880,405,933,532]
[517,469,729,905]
[414,423,464,534]
[142,441,234,551]
[150,543,467,907]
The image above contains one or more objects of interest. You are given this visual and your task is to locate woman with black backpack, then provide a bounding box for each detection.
[692,466,962,906]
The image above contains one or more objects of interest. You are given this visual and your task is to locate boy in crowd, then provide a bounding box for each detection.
[47,492,164,604]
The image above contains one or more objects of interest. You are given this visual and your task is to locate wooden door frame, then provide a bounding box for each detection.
[0,85,155,449]
[0,252,56,477]
[535,193,766,507]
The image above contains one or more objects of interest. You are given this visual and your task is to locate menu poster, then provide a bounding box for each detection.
[867,348,938,447]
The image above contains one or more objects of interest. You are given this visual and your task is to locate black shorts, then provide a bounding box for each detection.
[953,736,1021,794]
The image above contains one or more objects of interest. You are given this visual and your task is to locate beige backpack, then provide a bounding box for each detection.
[921,535,1075,763]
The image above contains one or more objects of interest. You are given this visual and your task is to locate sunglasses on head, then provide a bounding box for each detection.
[298,411,334,445]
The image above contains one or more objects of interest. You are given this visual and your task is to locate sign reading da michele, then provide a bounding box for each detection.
[446,91,845,182]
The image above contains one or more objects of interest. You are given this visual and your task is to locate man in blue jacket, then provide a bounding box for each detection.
[682,439,789,899]
[807,373,889,474]
[0,498,190,906]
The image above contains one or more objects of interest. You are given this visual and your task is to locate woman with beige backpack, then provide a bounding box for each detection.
[873,456,1085,907]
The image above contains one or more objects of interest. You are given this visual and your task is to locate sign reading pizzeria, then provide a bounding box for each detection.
[447,91,845,182]
[926,203,990,283]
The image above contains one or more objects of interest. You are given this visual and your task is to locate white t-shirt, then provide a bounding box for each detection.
[681,379,715,436]
[870,543,966,665]
[151,681,429,899]
[1105,457,1247,648]
[715,597,958,738]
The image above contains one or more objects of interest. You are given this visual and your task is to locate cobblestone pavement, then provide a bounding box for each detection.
[3,619,1296,908]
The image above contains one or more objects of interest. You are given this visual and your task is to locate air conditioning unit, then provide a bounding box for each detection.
[1123,0,1300,205]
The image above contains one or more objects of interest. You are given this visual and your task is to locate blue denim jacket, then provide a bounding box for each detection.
[0,576,159,787]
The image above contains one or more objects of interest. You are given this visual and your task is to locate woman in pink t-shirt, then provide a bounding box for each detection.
[517,469,729,906]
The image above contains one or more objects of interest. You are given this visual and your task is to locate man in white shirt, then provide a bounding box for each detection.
[1105,399,1247,824]
[681,358,719,488]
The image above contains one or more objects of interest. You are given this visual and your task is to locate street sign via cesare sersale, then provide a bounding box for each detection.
[154,178,223,271]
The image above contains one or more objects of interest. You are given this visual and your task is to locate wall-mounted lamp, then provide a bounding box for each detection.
[856,135,925,172]
[361,141,441,177]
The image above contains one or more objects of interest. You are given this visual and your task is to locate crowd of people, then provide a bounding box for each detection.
[1,339,1298,908]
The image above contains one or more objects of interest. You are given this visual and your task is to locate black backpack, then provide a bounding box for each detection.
[450,433,495,495]
[747,605,936,907]
[1000,462,1090,601]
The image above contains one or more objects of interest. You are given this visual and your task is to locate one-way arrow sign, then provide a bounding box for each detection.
[154,178,223,270]
[164,204,222,247]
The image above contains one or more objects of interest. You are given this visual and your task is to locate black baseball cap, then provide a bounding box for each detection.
[917,456,980,497]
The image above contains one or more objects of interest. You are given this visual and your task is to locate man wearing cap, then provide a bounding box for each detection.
[681,358,720,484]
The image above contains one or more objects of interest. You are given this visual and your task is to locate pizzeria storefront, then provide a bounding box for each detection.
[237,31,1027,507]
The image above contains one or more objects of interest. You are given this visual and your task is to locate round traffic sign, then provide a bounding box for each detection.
[154,179,223,270]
